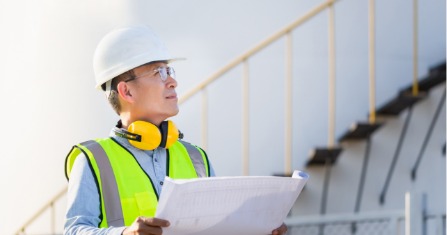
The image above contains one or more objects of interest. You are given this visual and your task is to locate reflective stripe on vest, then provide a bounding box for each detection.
[178,140,207,178]
[65,138,209,227]
[80,140,124,227]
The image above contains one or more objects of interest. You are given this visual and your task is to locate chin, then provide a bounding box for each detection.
[166,108,180,118]
[171,109,180,116]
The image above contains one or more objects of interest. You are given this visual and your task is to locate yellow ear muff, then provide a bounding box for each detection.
[164,120,180,149]
[128,121,161,150]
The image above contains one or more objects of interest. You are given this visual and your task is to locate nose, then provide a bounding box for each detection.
[166,75,177,88]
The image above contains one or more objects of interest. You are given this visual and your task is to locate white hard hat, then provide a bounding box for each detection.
[93,25,183,90]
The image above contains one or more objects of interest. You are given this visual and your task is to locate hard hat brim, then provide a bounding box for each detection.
[94,57,186,90]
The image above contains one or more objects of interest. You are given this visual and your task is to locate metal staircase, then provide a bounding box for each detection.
[15,0,445,234]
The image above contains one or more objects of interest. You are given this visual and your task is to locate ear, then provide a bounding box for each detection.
[116,81,134,103]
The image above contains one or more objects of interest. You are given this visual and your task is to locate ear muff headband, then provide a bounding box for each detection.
[159,121,169,148]
[113,120,182,150]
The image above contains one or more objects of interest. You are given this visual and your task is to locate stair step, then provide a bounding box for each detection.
[339,122,382,142]
[306,147,343,166]
[376,93,426,116]
[400,71,446,95]
[429,61,446,74]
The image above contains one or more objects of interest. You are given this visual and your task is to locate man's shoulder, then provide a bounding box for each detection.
[176,139,204,149]
[66,137,115,159]
[80,137,114,144]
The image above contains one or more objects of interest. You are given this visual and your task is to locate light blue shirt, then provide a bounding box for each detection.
[64,133,215,235]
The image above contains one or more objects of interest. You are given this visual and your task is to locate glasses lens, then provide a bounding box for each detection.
[158,67,167,81]
[157,67,175,81]
[168,67,175,79]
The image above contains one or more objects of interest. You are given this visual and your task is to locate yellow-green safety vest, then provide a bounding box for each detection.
[65,138,210,228]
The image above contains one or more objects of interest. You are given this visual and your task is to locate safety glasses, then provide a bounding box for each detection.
[155,66,176,81]
[125,66,176,83]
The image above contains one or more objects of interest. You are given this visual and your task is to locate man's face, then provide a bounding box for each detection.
[126,61,179,124]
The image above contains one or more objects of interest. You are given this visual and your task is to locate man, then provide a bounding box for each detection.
[64,25,288,235]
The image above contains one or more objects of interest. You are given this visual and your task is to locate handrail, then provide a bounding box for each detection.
[15,0,434,232]
[15,2,342,232]
[15,186,67,235]
[179,0,339,175]
[178,0,337,105]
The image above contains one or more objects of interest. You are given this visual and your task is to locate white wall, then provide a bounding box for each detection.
[0,0,444,234]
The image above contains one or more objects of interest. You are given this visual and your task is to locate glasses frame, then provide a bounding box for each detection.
[125,66,176,83]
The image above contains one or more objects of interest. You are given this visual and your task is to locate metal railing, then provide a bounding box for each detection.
[15,0,429,233]
[16,2,343,233]
[15,187,67,235]
[286,192,446,235]
[178,0,341,175]
[286,210,405,235]
[179,0,422,175]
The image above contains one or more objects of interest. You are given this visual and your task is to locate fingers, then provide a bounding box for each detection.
[272,223,288,235]
[139,216,170,227]
[122,216,170,235]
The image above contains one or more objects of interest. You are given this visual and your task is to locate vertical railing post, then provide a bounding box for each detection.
[201,89,208,150]
[405,192,411,235]
[285,32,293,175]
[368,0,376,124]
[51,202,55,234]
[242,60,250,176]
[328,1,336,148]
[412,0,419,96]
[405,192,425,235]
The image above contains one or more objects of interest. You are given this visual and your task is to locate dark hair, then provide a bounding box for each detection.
[100,61,167,114]
[101,70,136,115]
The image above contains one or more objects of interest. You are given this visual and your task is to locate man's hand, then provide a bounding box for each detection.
[122,216,170,235]
[272,223,288,235]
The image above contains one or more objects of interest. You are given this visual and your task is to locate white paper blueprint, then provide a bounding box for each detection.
[155,170,309,235]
